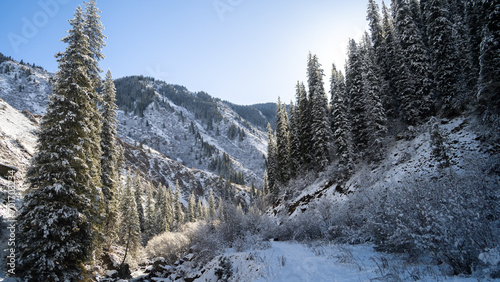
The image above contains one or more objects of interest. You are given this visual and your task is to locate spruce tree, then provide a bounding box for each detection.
[119,173,141,264]
[134,173,145,233]
[361,34,388,161]
[196,197,204,220]
[84,0,106,90]
[174,181,185,227]
[330,63,354,179]
[165,185,175,230]
[144,182,155,240]
[345,39,366,154]
[188,192,196,222]
[275,97,291,183]
[154,184,169,234]
[422,0,463,115]
[266,123,279,196]
[288,102,301,178]
[208,189,216,218]
[478,0,500,117]
[465,0,484,92]
[17,6,103,280]
[392,0,432,124]
[381,1,401,119]
[101,70,119,248]
[367,0,384,52]
[307,53,332,169]
[296,81,311,166]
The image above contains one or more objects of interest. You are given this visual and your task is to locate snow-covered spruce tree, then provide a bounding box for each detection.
[345,39,366,155]
[84,0,106,90]
[174,181,185,228]
[101,70,119,248]
[275,97,291,183]
[392,0,432,124]
[288,101,301,178]
[367,0,384,59]
[118,173,141,264]
[449,0,476,105]
[208,189,216,219]
[133,173,145,233]
[330,63,354,179]
[361,33,388,162]
[367,0,393,117]
[478,0,500,119]
[166,185,175,230]
[16,6,103,280]
[465,0,485,93]
[421,0,464,115]
[188,192,196,222]
[154,184,170,235]
[380,1,402,119]
[144,182,155,240]
[307,53,332,169]
[266,123,279,197]
[296,81,311,166]
[196,197,205,220]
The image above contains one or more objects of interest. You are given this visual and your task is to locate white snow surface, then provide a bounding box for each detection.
[171,241,479,281]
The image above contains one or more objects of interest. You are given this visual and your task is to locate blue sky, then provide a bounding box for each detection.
[1,0,374,105]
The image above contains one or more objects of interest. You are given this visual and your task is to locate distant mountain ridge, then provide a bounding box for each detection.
[0,57,271,187]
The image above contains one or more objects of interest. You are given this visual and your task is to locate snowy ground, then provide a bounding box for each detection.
[150,241,482,282]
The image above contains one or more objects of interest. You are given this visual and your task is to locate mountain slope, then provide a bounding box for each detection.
[114,76,268,186]
[0,59,268,207]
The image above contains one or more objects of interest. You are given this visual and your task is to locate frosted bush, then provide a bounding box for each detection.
[145,232,190,263]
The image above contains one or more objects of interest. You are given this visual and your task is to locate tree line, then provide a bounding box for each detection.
[266,0,500,197]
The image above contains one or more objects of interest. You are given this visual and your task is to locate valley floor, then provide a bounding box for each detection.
[149,241,484,282]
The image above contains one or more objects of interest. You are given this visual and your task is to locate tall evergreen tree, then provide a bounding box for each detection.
[367,0,384,51]
[330,64,354,179]
[288,102,301,178]
[275,97,291,183]
[196,197,205,220]
[208,189,216,218]
[392,0,432,124]
[154,184,170,234]
[477,0,500,117]
[345,39,366,154]
[134,173,145,233]
[165,185,175,230]
[266,123,279,196]
[188,192,197,222]
[84,0,106,90]
[465,0,484,93]
[296,81,311,166]
[174,181,185,227]
[118,173,141,265]
[380,1,401,119]
[101,70,119,249]
[361,34,388,161]
[17,6,103,280]
[307,53,332,169]
[144,182,155,240]
[422,0,463,115]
